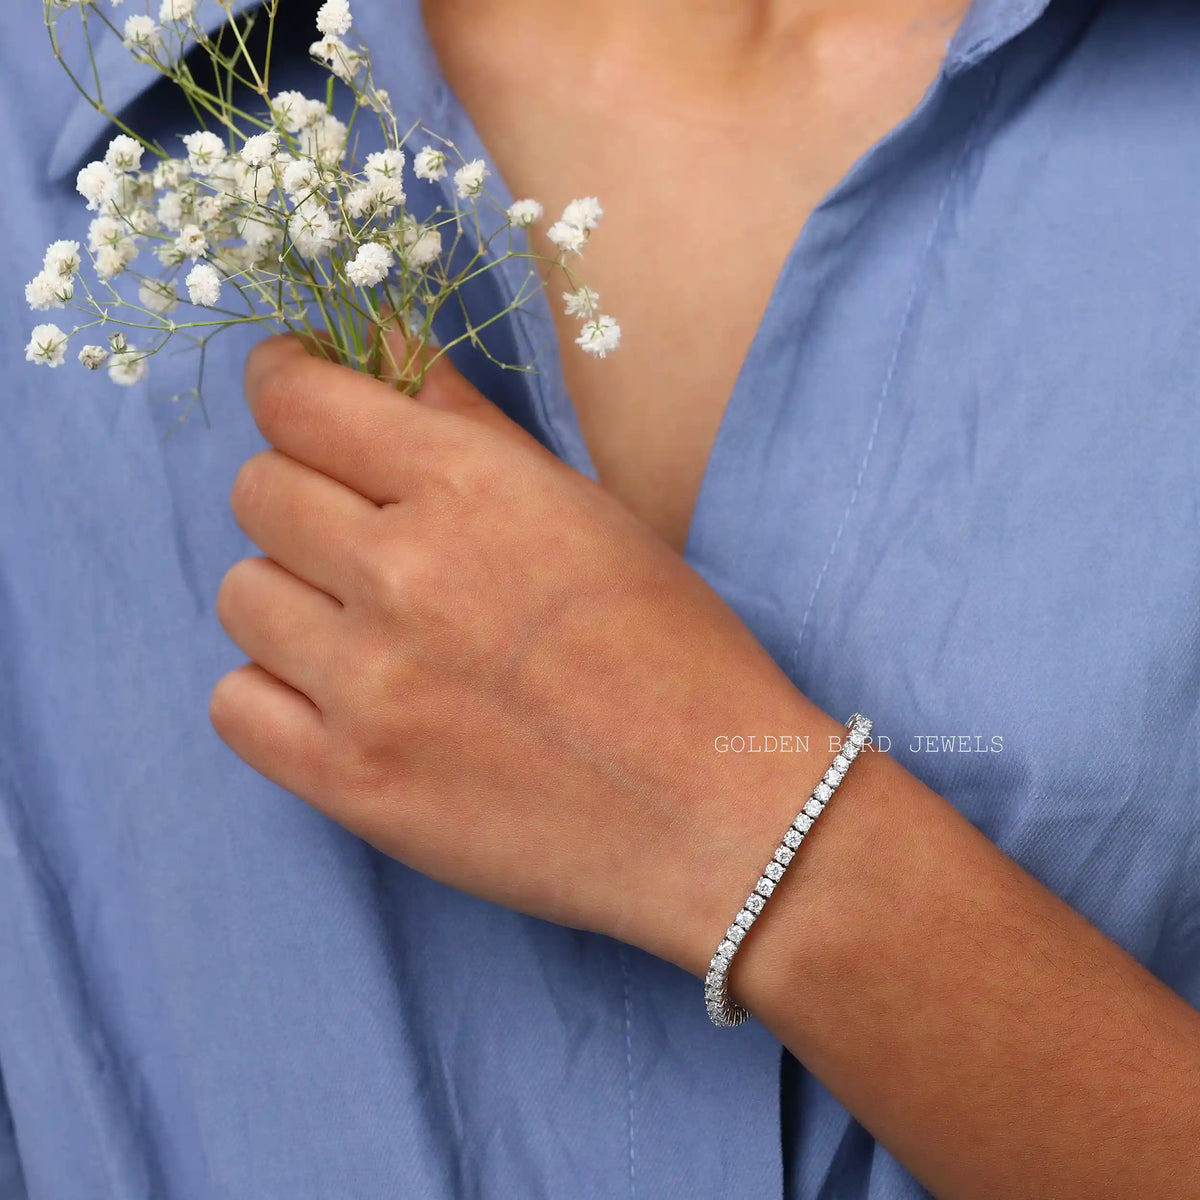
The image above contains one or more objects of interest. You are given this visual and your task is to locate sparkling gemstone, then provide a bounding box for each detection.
[793,813,814,833]
[717,939,737,959]
[735,909,755,929]
[834,754,851,773]
[755,876,776,898]
[849,729,866,747]
[803,797,823,818]
[764,861,785,882]
[725,924,746,945]
[815,782,833,803]
[783,828,804,849]
[774,845,794,866]
[745,894,765,913]
[823,767,842,787]
[840,742,858,761]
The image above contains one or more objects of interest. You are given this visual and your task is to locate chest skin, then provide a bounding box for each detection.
[422,0,970,551]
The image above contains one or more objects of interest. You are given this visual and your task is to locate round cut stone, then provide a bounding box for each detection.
[735,909,755,929]
[849,729,866,747]
[745,894,765,913]
[834,754,851,773]
[774,845,795,866]
[793,813,814,833]
[815,782,833,803]
[755,876,776,898]
[784,828,804,849]
[823,767,843,787]
[717,939,737,959]
[803,797,823,818]
[764,861,785,882]
[726,924,746,945]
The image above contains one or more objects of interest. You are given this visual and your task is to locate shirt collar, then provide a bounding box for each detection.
[47,0,266,180]
[945,0,1057,74]
[47,0,1058,180]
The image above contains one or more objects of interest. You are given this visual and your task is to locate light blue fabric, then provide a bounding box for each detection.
[1,0,1197,1196]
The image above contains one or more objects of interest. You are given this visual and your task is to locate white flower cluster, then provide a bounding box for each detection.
[29,0,619,395]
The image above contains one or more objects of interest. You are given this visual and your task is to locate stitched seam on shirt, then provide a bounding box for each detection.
[619,945,636,1199]
[790,70,1000,673]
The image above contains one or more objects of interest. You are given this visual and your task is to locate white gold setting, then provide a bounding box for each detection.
[704,713,873,1027]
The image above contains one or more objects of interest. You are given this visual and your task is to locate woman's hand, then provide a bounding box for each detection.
[211,335,838,974]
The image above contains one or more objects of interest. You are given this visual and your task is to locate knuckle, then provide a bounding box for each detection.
[446,442,504,508]
[229,451,280,525]
[214,557,257,629]
[323,730,391,806]
[208,671,240,733]
[365,544,448,616]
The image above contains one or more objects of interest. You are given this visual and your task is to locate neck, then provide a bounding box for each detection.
[429,0,972,84]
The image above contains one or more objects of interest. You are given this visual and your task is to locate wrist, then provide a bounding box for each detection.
[634,694,856,980]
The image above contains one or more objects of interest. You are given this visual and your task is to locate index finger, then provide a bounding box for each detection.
[242,336,465,505]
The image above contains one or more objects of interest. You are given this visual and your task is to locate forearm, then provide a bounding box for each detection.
[706,715,1200,1199]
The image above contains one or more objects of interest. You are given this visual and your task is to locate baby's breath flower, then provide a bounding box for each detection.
[454,159,489,200]
[288,198,337,258]
[233,161,274,204]
[43,240,81,278]
[138,278,179,315]
[241,132,279,169]
[195,195,231,225]
[238,214,280,254]
[76,161,118,211]
[309,36,361,83]
[122,15,161,56]
[282,158,321,197]
[25,324,69,368]
[152,158,190,190]
[25,271,73,310]
[575,314,621,358]
[393,218,441,269]
[182,130,226,176]
[159,0,194,21]
[109,346,148,387]
[366,87,392,115]
[271,91,325,133]
[175,224,208,260]
[104,135,144,173]
[87,215,126,250]
[507,199,543,228]
[315,0,353,36]
[373,178,405,209]
[562,197,603,231]
[364,149,404,183]
[413,146,447,182]
[343,185,378,219]
[546,220,586,255]
[300,115,348,168]
[562,285,599,318]
[126,208,159,236]
[78,345,110,370]
[155,190,187,231]
[94,240,138,280]
[347,242,393,288]
[185,262,222,307]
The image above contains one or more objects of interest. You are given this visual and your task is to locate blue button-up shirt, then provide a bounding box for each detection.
[2,0,1197,1196]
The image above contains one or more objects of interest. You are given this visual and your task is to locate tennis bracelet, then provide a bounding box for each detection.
[704,712,873,1028]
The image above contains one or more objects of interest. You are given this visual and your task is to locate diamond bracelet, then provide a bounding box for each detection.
[704,712,873,1028]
